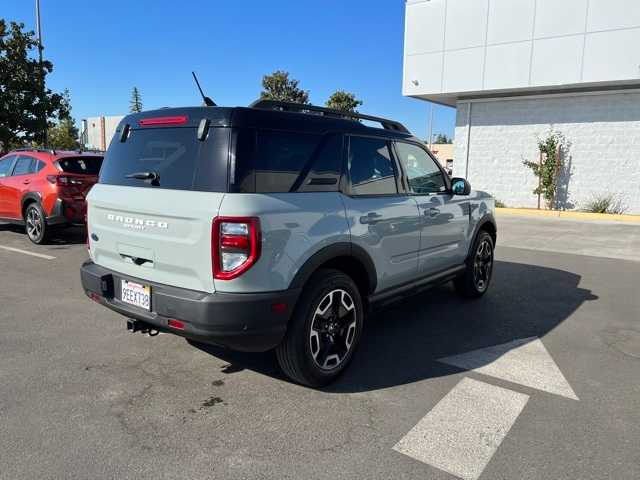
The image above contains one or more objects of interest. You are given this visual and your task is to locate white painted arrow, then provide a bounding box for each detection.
[394,378,529,480]
[394,337,579,480]
[437,336,579,400]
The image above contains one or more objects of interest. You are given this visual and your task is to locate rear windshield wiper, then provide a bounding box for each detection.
[126,171,160,185]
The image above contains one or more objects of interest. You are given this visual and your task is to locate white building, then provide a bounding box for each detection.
[80,115,124,151]
[403,0,640,213]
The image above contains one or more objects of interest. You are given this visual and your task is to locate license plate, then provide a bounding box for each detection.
[121,280,151,311]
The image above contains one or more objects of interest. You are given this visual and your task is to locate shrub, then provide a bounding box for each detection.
[495,199,506,208]
[583,195,626,214]
[523,129,569,210]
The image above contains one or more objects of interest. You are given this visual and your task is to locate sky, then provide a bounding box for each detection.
[3,0,456,140]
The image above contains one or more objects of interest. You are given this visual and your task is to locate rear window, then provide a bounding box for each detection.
[57,156,103,175]
[99,127,229,192]
[233,129,343,193]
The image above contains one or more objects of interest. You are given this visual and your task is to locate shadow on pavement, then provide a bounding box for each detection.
[191,260,598,392]
[0,223,86,247]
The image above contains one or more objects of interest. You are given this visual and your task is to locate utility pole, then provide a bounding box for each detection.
[35,0,47,146]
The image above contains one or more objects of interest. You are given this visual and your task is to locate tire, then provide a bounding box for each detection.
[24,203,49,245]
[454,230,495,298]
[276,268,364,387]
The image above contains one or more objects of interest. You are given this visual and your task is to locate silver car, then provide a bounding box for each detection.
[81,100,497,387]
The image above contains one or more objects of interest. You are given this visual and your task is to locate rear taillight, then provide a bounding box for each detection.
[47,175,83,186]
[212,217,261,280]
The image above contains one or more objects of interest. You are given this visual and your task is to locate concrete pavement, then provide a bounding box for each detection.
[0,218,639,479]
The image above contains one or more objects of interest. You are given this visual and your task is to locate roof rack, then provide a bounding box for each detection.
[249,99,410,134]
[13,147,56,154]
[76,148,105,154]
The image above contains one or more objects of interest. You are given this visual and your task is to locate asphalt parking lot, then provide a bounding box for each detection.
[1,216,639,480]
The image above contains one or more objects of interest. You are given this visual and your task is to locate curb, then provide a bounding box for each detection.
[496,207,640,223]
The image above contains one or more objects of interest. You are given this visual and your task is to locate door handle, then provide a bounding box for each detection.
[23,179,31,185]
[427,208,440,218]
[360,212,383,224]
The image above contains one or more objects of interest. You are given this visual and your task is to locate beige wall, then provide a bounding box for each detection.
[429,143,454,173]
[82,115,124,150]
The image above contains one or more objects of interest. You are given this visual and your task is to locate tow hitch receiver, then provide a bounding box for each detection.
[126,318,159,336]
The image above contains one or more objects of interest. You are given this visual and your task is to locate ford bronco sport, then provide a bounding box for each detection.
[80,100,496,387]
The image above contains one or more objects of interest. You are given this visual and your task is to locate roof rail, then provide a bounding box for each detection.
[248,99,410,134]
[13,147,56,154]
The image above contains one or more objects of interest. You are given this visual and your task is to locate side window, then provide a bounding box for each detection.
[394,142,447,194]
[11,156,36,176]
[0,156,15,178]
[297,134,343,192]
[348,137,398,196]
[36,160,46,173]
[233,129,325,193]
[254,130,322,193]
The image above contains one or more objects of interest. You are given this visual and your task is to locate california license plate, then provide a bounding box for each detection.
[121,280,151,311]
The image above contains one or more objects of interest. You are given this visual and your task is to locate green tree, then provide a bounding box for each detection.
[325,90,363,113]
[260,70,309,104]
[0,20,66,153]
[130,86,143,113]
[47,89,79,150]
[523,129,568,210]
[433,133,452,144]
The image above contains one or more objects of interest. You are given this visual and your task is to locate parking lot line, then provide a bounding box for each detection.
[0,245,56,260]
[393,377,530,480]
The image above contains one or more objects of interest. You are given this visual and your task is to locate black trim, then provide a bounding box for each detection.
[249,99,410,133]
[368,264,465,305]
[46,198,68,225]
[80,261,301,352]
[0,216,25,225]
[20,192,42,209]
[466,213,497,260]
[289,242,378,294]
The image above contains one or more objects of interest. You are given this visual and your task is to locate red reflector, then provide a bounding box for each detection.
[271,303,288,314]
[220,234,249,250]
[138,115,188,127]
[168,319,185,330]
[89,292,101,303]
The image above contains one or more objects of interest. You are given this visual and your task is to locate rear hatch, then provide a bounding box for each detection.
[87,110,232,293]
[54,155,103,198]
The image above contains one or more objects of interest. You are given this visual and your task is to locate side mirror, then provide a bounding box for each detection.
[451,177,471,195]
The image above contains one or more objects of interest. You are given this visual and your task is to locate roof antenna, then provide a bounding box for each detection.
[192,71,216,107]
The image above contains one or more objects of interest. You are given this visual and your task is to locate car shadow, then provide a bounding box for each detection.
[190,260,598,392]
[46,226,87,247]
[0,223,86,247]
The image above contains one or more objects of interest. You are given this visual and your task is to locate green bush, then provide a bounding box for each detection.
[583,195,626,214]
[495,199,506,208]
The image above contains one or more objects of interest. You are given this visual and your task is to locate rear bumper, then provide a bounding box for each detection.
[47,198,86,225]
[80,261,300,352]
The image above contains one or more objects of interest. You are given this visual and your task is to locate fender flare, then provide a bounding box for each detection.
[466,212,497,259]
[289,242,378,294]
[20,192,42,216]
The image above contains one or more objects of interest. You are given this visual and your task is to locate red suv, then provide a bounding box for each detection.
[0,148,103,244]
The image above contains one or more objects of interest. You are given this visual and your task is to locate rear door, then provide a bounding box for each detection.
[3,155,37,219]
[0,155,17,217]
[88,122,230,293]
[55,156,103,197]
[393,141,468,275]
[340,136,421,293]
